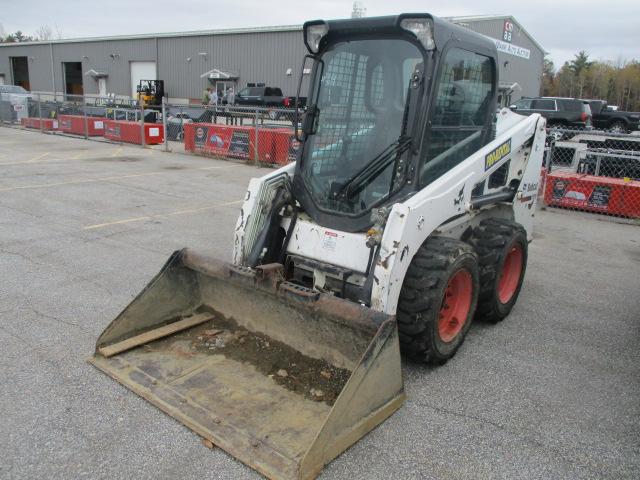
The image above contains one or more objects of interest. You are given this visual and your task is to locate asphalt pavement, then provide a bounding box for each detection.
[1,127,638,480]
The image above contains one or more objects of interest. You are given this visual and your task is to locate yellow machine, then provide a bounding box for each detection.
[136,79,165,108]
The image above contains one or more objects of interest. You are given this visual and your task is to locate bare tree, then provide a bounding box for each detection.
[0,23,6,42]
[36,25,53,41]
[54,23,64,40]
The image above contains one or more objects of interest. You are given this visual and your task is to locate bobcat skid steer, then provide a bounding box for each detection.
[90,14,546,480]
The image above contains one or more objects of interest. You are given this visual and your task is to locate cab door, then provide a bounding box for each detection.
[419,47,496,187]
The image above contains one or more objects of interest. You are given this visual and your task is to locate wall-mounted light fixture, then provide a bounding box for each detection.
[28,56,35,62]
[108,53,120,59]
[82,55,89,60]
[198,52,208,60]
[286,68,292,76]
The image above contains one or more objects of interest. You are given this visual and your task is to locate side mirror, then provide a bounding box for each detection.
[509,104,517,110]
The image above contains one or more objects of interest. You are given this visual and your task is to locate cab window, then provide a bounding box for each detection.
[514,98,532,109]
[531,99,555,110]
[420,48,495,187]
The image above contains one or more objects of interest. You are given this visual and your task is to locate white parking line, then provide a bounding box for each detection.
[82,200,243,230]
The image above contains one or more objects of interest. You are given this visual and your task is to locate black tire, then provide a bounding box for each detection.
[547,122,567,141]
[397,237,479,364]
[608,121,627,134]
[470,218,528,323]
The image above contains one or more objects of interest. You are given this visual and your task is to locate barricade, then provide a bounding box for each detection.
[104,120,164,145]
[184,123,269,162]
[21,117,58,130]
[59,115,106,136]
[543,171,640,218]
[541,127,640,219]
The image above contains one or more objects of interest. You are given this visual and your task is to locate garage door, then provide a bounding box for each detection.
[130,61,156,98]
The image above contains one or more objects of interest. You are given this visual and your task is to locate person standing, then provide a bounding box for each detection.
[209,88,219,106]
[226,87,235,106]
[202,87,211,105]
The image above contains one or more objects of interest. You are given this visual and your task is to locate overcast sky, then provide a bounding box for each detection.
[2,0,638,69]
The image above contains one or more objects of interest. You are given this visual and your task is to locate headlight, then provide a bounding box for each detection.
[303,21,329,54]
[400,17,435,51]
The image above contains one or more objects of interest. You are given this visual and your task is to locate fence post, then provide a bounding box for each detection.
[83,103,89,140]
[162,98,168,152]
[140,103,145,147]
[38,93,44,133]
[254,108,259,165]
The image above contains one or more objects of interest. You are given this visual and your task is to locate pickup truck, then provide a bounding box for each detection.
[584,99,640,133]
[233,86,284,108]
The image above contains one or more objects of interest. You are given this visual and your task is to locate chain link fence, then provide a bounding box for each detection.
[168,103,300,165]
[541,126,640,220]
[0,93,301,165]
[2,93,639,221]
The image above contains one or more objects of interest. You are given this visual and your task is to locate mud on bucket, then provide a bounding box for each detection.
[90,248,405,480]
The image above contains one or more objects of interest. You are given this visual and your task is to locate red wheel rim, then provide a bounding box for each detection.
[438,269,473,343]
[497,244,523,304]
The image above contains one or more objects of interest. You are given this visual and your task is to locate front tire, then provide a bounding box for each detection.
[397,237,479,364]
[471,219,528,323]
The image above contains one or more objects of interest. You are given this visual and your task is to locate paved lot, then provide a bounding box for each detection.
[1,127,639,480]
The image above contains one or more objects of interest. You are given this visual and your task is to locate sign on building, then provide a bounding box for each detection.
[503,20,514,43]
[491,38,531,60]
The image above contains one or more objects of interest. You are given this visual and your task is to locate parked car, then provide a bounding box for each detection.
[510,97,592,130]
[165,112,193,141]
[233,86,286,119]
[234,86,284,107]
[583,99,639,133]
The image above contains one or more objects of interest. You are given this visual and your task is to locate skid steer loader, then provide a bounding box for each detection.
[90,14,546,480]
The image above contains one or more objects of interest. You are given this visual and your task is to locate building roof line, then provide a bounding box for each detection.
[0,15,545,54]
[0,24,304,47]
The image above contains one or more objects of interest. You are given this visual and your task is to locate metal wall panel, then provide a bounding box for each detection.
[0,44,54,92]
[458,19,544,99]
[158,29,307,100]
[51,39,156,95]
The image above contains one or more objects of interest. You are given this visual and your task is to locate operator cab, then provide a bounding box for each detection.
[294,14,498,232]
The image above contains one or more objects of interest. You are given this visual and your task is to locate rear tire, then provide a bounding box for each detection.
[471,219,528,323]
[268,109,279,121]
[397,237,479,364]
[608,121,627,134]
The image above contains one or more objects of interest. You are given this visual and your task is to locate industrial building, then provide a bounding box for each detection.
[0,14,545,106]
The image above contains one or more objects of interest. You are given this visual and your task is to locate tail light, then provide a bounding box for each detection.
[580,112,588,122]
[283,98,290,107]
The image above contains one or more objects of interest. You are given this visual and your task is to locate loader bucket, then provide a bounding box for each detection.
[89,249,404,480]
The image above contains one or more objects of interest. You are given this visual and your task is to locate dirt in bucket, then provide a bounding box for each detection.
[156,310,352,406]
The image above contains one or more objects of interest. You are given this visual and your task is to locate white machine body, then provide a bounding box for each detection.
[233,109,546,315]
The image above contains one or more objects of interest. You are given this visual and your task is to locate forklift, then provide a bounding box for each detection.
[136,79,165,109]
